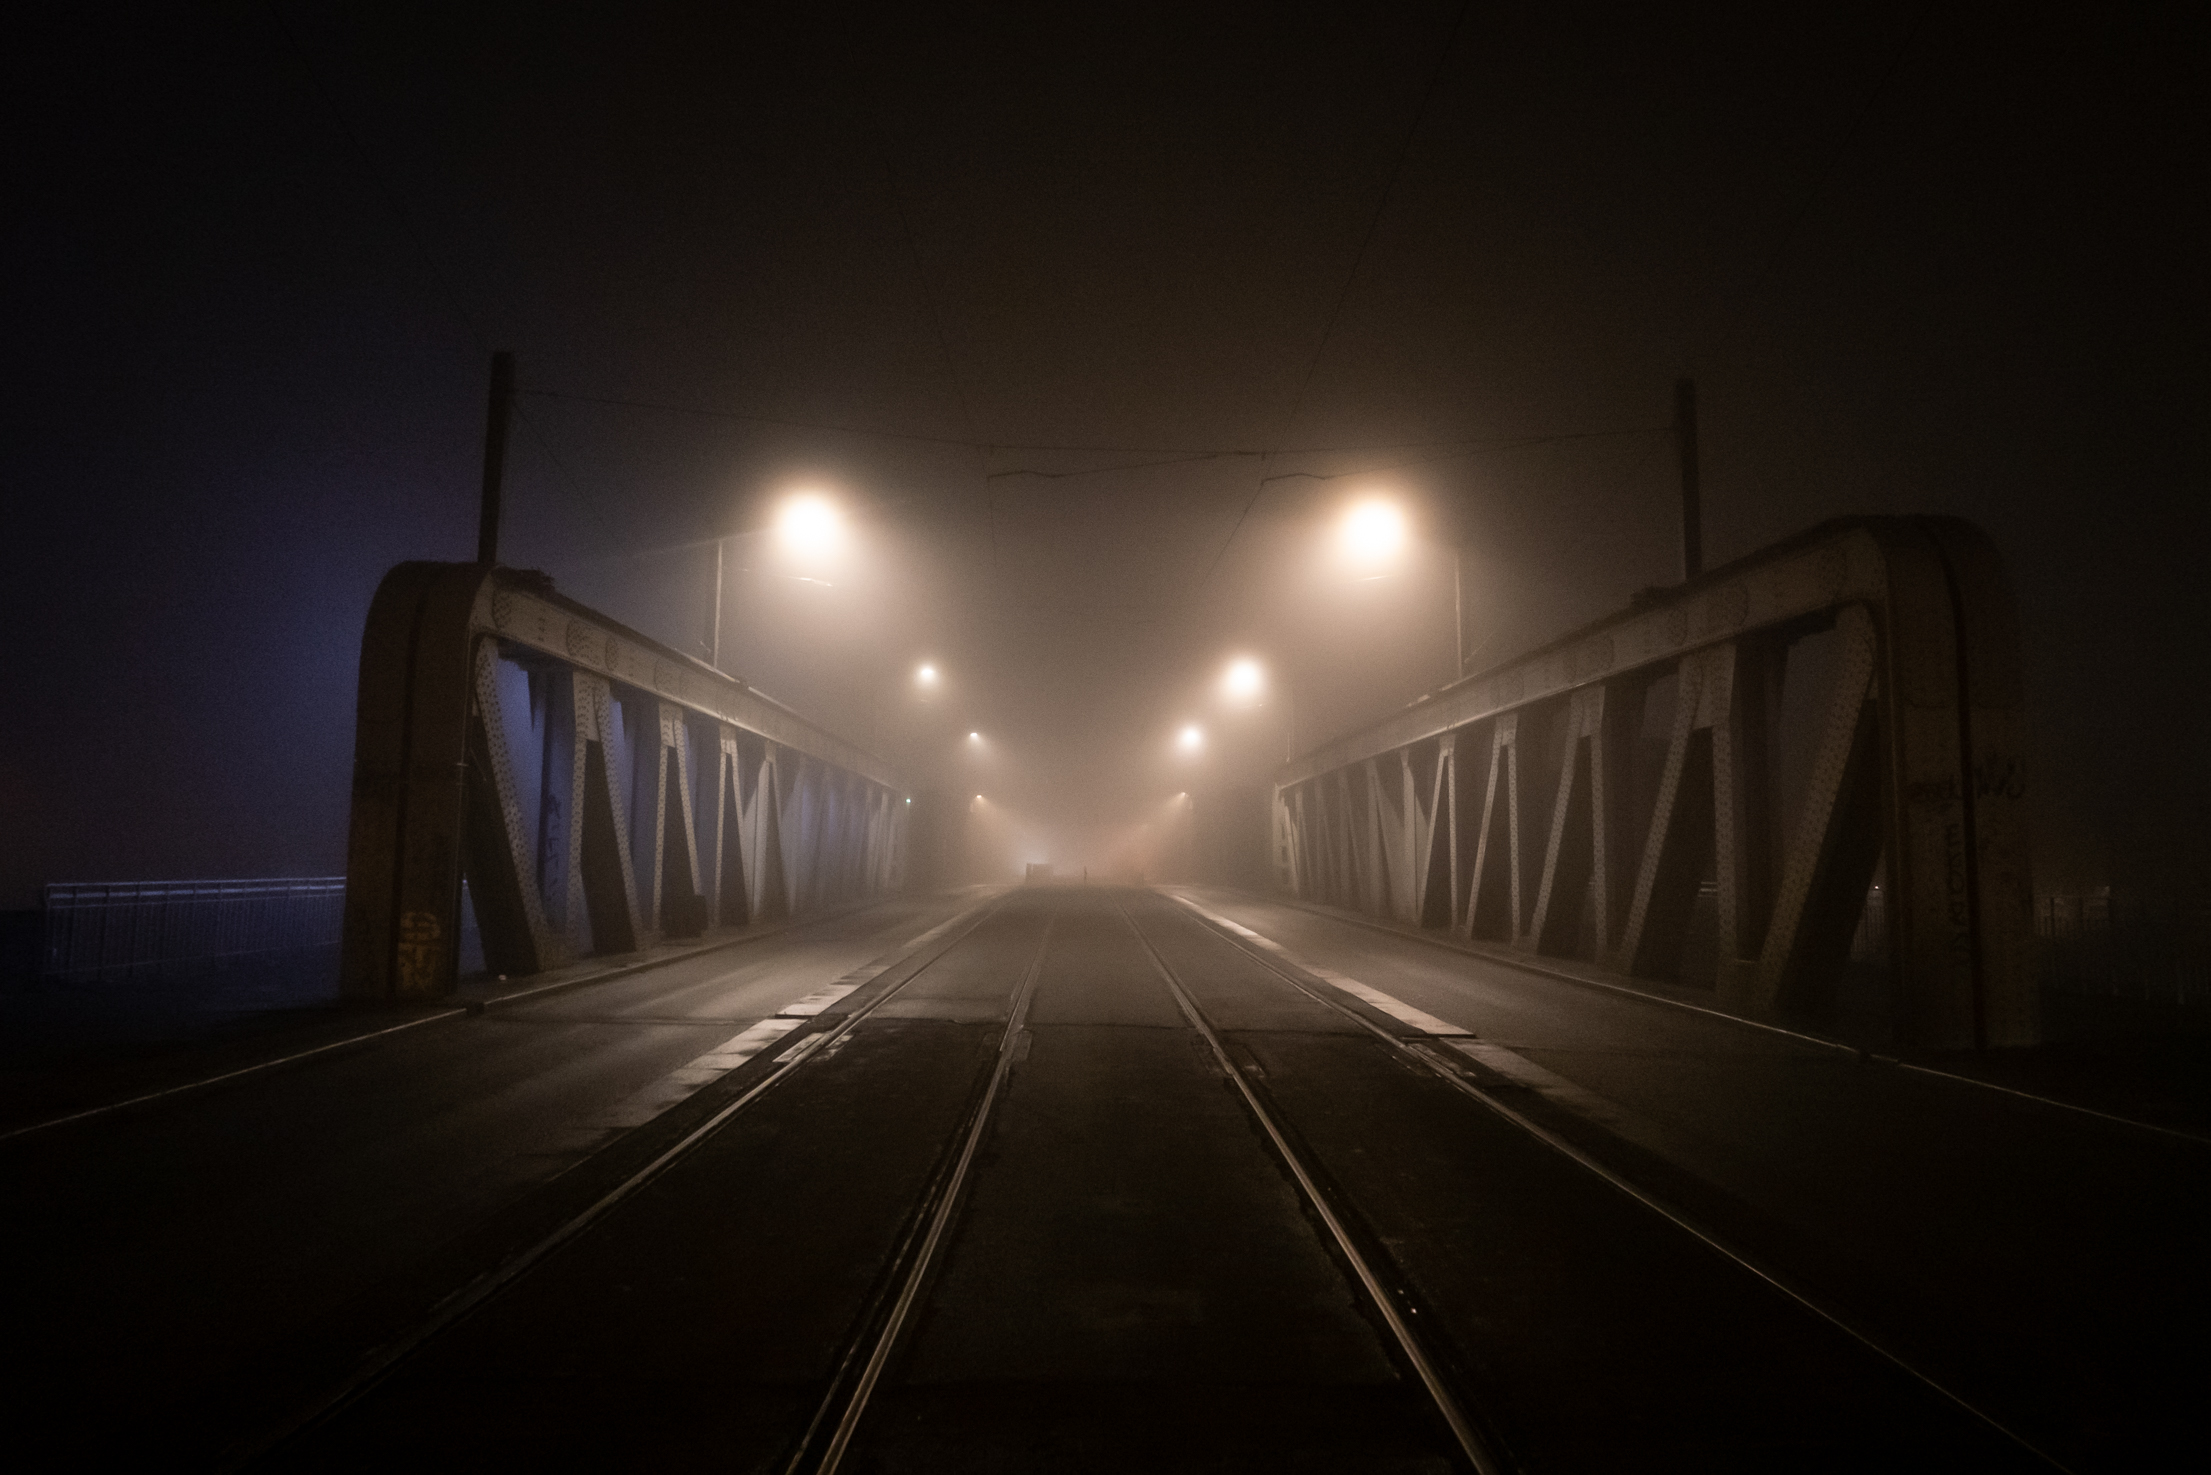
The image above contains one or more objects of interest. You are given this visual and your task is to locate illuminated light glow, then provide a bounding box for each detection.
[1340,497,1407,565]
[1222,657,1264,702]
[916,663,939,685]
[1178,724,1204,752]
[968,731,981,742]
[775,492,844,558]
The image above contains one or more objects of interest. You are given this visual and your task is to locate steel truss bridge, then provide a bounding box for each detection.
[340,563,909,1000]
[1271,516,2035,1049]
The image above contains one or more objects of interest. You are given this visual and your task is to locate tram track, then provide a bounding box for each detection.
[767,893,1496,1474]
[1149,892,2073,1474]
[192,883,2091,1470]
[1116,900,1508,1475]
[780,916,1058,1475]
[227,892,1017,1470]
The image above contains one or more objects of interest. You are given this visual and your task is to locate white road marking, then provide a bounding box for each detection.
[1174,893,1718,1168]
[1441,1038,1697,1161]
[778,983,859,1017]
[1165,894,2078,1470]
[581,949,922,1137]
[773,1034,826,1064]
[593,1018,804,1130]
[1173,896,1465,1036]
[904,914,965,949]
[1303,966,1469,1036]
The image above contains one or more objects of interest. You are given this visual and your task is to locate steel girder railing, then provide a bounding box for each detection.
[1272,517,2036,1049]
[341,563,909,1001]
[42,878,346,984]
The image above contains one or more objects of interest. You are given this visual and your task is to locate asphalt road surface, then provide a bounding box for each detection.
[4,885,2201,1471]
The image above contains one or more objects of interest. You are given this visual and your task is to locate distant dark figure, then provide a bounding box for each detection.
[1082,867,1089,884]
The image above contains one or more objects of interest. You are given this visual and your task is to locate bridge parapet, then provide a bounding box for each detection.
[1274,517,2034,1048]
[341,563,908,1000]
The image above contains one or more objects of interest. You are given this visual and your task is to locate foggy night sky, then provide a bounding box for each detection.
[2,3,2203,907]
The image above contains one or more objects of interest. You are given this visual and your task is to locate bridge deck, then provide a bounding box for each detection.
[3,888,2200,1470]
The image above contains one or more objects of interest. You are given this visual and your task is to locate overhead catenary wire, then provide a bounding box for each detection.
[1198,0,1474,591]
[521,384,1657,464]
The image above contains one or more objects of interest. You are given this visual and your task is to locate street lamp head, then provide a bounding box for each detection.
[1222,657,1264,703]
[916,663,939,686]
[1178,723,1205,752]
[775,491,844,559]
[968,731,981,741]
[1339,496,1407,568]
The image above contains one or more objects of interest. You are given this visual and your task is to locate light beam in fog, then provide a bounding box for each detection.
[775,491,844,562]
[1338,496,1407,572]
[1222,657,1265,705]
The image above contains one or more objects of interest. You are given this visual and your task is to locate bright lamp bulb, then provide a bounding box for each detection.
[776,493,843,558]
[1341,498,1406,565]
[1222,658,1264,702]
[1178,724,1205,751]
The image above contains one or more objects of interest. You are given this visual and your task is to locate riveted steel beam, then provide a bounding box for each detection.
[340,563,909,1002]
[1274,517,2036,1049]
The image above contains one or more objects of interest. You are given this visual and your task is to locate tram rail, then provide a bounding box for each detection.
[216,884,2090,1471]
[1152,892,2072,1473]
[227,892,1015,1469]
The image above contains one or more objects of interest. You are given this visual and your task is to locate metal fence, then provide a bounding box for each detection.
[2038,891,2211,1008]
[41,878,347,985]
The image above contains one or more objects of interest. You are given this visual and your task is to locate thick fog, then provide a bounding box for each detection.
[3,5,2202,904]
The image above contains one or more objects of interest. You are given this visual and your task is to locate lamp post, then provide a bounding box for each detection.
[1337,490,1475,683]
[705,487,849,673]
[1219,656,1297,764]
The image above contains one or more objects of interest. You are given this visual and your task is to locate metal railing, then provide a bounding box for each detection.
[340,562,910,1000]
[1272,516,2038,1049]
[2038,891,2211,1008]
[40,878,346,985]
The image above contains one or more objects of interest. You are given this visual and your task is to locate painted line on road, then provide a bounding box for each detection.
[1176,896,1752,1186]
[1181,887,1853,1052]
[1179,890,2211,1149]
[224,891,1018,1470]
[590,1019,806,1132]
[1164,894,2076,1473]
[1119,902,1508,1475]
[1175,899,1467,1035]
[580,957,915,1137]
[805,917,1060,1475]
[0,895,997,1149]
[0,1009,466,1146]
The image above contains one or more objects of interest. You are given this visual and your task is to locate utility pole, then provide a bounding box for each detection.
[709,537,724,670]
[476,351,515,565]
[1675,376,1702,582]
[1453,544,1467,680]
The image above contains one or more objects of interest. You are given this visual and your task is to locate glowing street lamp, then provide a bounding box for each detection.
[916,662,940,689]
[775,491,844,562]
[1219,652,1298,762]
[1177,723,1205,753]
[1221,657,1265,705]
[1338,496,1407,571]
